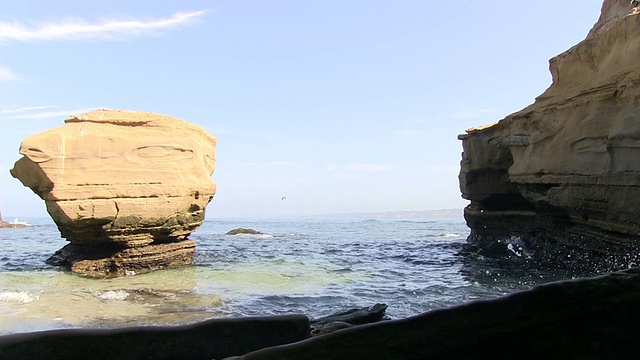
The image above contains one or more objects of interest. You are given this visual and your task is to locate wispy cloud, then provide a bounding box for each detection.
[0,10,207,43]
[0,66,23,82]
[345,164,392,173]
[1,105,55,113]
[452,108,496,119]
[2,107,103,120]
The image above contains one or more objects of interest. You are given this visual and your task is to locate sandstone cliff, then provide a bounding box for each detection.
[459,0,640,270]
[10,109,217,277]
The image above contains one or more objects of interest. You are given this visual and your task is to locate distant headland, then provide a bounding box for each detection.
[0,220,30,228]
[313,209,463,220]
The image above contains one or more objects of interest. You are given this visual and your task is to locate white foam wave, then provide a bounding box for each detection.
[0,290,38,304]
[443,233,463,238]
[95,290,130,301]
[237,233,273,239]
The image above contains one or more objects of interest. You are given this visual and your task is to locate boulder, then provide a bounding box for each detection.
[458,0,640,270]
[310,303,388,336]
[10,109,217,277]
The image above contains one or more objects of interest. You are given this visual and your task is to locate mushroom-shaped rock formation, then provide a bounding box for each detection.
[458,0,640,270]
[10,109,217,277]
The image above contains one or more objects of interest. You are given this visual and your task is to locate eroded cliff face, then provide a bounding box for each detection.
[10,109,217,277]
[459,0,640,270]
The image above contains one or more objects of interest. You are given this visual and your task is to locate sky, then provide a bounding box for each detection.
[0,0,603,219]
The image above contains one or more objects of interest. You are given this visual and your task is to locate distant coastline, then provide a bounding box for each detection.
[312,209,463,220]
[0,220,30,229]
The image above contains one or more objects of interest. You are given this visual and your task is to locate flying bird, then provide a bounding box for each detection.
[281,196,287,201]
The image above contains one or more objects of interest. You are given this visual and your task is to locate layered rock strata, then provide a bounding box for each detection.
[459,0,640,270]
[10,109,217,277]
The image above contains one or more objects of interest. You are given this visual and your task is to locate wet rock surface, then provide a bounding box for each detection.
[310,303,388,336]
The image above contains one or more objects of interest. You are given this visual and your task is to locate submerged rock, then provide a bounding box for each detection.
[225,228,263,235]
[10,109,217,277]
[458,0,640,270]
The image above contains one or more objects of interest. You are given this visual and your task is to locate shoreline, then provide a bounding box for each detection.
[2,268,640,359]
[0,221,30,229]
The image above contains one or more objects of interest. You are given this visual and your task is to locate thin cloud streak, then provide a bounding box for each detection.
[0,66,23,82]
[3,108,103,120]
[0,10,207,43]
[1,105,55,113]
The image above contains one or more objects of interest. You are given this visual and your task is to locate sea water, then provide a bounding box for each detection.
[0,216,593,334]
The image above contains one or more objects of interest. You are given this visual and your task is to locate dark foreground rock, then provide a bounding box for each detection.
[232,268,640,360]
[310,303,388,336]
[0,315,309,360]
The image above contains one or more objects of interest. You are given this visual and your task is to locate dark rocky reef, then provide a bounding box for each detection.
[459,0,640,271]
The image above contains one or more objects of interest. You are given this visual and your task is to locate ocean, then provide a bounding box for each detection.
[0,216,594,335]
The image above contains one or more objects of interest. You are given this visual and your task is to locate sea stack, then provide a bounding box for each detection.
[458,0,640,270]
[10,109,217,277]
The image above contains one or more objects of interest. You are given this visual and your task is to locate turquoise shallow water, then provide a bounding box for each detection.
[0,216,590,334]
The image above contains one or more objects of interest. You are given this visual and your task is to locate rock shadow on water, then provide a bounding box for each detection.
[454,232,620,295]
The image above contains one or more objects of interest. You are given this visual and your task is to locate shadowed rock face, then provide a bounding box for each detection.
[0,315,310,360]
[10,109,217,277]
[459,0,640,271]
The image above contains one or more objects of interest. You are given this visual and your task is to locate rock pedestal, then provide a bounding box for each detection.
[458,0,640,270]
[10,109,217,277]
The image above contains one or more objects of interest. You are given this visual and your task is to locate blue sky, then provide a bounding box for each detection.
[0,1,602,218]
